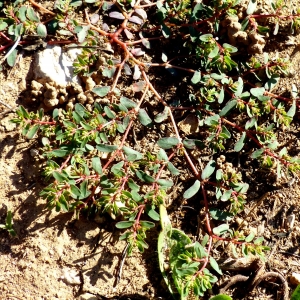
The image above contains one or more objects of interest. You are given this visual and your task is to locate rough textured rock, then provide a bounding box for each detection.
[78,293,98,300]
[60,268,81,285]
[0,114,17,132]
[33,45,81,87]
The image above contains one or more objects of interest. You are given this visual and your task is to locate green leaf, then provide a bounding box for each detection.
[7,49,18,67]
[201,160,216,180]
[157,149,168,161]
[205,114,220,126]
[102,67,116,78]
[235,77,244,97]
[161,23,170,38]
[245,232,255,242]
[92,86,110,97]
[210,256,222,275]
[92,157,102,175]
[264,73,280,91]
[194,241,208,258]
[251,148,264,159]
[0,21,8,31]
[26,6,40,22]
[6,211,13,227]
[111,161,124,175]
[154,106,169,123]
[221,189,232,201]
[246,0,257,15]
[138,109,152,126]
[208,45,219,58]
[17,6,27,22]
[167,162,180,175]
[70,184,81,198]
[104,106,116,119]
[157,137,179,149]
[209,208,233,221]
[122,146,143,161]
[183,180,201,199]
[37,23,47,37]
[216,169,223,181]
[223,43,238,53]
[250,87,265,97]
[191,70,201,84]
[219,100,237,116]
[199,33,213,42]
[59,195,69,212]
[287,100,296,118]
[220,126,231,139]
[234,132,246,152]
[96,144,118,152]
[146,207,160,221]
[120,96,137,109]
[48,149,69,157]
[26,124,39,139]
[79,180,91,199]
[157,179,173,187]
[136,170,155,183]
[245,117,257,129]
[139,220,155,229]
[128,178,140,191]
[116,221,134,229]
[210,295,233,300]
[291,285,300,300]
[53,171,68,182]
[218,87,224,104]
[213,224,229,236]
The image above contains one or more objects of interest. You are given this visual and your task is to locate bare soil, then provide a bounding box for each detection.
[1,1,300,300]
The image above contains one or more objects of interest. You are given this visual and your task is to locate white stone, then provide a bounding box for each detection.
[61,268,81,285]
[78,293,98,300]
[33,45,81,87]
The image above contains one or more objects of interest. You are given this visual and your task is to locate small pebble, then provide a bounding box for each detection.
[30,149,39,157]
[61,269,81,285]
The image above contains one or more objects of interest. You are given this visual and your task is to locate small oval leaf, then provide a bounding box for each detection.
[183,180,201,199]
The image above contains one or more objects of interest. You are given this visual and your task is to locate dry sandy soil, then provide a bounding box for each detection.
[2,1,300,300]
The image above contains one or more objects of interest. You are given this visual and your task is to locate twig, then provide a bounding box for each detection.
[28,0,55,15]
[114,242,129,287]
[219,274,249,294]
[251,271,289,300]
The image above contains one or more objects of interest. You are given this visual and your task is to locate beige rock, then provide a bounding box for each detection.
[72,83,83,94]
[0,114,17,132]
[85,77,96,91]
[66,102,74,110]
[78,293,98,300]
[44,86,58,99]
[61,269,81,285]
[290,272,300,285]
[31,80,43,91]
[44,98,59,108]
[77,93,87,104]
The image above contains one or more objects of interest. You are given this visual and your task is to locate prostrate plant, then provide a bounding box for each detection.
[3,0,300,299]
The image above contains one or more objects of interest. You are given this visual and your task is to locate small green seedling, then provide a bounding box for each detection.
[0,211,17,237]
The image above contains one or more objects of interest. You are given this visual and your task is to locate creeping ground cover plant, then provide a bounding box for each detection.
[1,0,300,298]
